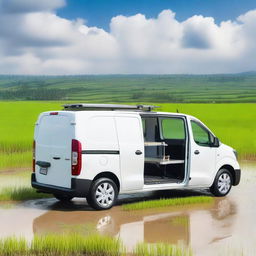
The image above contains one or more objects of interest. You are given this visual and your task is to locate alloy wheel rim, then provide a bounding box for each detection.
[96,182,115,207]
[217,173,231,194]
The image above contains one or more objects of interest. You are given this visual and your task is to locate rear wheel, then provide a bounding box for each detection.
[210,169,233,197]
[54,194,73,202]
[87,178,118,210]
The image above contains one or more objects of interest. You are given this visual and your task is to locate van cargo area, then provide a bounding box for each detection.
[142,115,187,185]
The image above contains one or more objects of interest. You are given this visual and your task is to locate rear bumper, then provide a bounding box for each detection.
[31,173,92,197]
[233,169,241,186]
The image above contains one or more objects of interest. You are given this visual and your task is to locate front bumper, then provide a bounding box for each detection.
[31,173,92,197]
[233,169,241,186]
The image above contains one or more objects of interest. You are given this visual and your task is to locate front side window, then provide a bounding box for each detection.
[191,121,213,146]
[161,118,185,140]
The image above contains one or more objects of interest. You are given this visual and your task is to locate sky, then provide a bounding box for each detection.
[58,0,256,31]
[0,0,256,75]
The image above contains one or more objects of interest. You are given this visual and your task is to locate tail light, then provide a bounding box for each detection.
[33,140,35,172]
[71,139,82,176]
[50,112,58,115]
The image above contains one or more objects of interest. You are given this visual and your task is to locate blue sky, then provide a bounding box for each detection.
[58,0,256,30]
[0,0,256,74]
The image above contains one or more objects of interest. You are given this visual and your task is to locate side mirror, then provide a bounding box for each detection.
[212,137,220,147]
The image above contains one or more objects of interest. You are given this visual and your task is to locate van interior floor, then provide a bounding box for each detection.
[144,175,182,185]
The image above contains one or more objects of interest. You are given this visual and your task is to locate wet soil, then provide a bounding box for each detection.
[0,162,256,256]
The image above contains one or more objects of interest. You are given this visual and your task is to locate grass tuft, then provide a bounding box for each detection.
[0,237,28,255]
[0,186,51,201]
[0,234,124,256]
[122,196,213,211]
[0,233,194,256]
[134,242,192,256]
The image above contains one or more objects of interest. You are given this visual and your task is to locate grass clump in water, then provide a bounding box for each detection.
[0,237,28,255]
[0,186,51,201]
[134,242,192,256]
[122,196,213,211]
[0,234,194,256]
[0,234,124,256]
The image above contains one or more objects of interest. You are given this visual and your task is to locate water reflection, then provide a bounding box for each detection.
[1,163,255,255]
[32,197,237,252]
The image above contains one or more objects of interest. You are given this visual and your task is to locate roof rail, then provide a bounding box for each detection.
[63,103,159,112]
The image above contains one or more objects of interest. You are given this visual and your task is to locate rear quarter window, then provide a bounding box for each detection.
[161,118,185,140]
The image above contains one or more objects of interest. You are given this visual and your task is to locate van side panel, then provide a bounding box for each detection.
[76,115,121,184]
[81,116,119,150]
[115,116,144,191]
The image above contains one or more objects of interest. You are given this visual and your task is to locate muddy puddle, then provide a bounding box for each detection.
[0,162,256,256]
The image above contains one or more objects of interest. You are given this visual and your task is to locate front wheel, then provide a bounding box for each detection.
[210,169,233,197]
[87,178,118,210]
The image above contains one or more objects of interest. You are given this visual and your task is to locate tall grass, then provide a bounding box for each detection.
[0,237,28,256]
[0,233,193,256]
[31,233,124,256]
[159,103,256,160]
[0,152,32,169]
[122,196,213,211]
[0,186,51,201]
[134,242,192,256]
[0,101,60,170]
[0,102,255,170]
[0,234,124,256]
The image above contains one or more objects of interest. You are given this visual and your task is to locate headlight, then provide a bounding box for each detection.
[233,150,238,160]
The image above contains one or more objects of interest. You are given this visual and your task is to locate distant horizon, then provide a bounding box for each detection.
[1,71,256,77]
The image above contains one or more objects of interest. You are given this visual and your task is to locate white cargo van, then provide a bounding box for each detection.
[32,104,241,210]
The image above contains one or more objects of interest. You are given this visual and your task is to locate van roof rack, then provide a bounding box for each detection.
[63,103,159,112]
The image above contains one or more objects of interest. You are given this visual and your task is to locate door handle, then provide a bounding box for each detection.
[194,150,200,155]
[36,161,51,167]
[135,150,142,155]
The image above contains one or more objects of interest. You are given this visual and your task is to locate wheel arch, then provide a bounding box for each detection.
[93,172,120,192]
[218,165,236,185]
[215,157,240,186]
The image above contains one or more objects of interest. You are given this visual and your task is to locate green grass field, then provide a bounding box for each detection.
[0,74,256,103]
[0,101,60,169]
[0,101,255,170]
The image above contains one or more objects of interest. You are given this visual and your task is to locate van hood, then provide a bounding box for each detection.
[220,142,234,151]
[219,142,237,161]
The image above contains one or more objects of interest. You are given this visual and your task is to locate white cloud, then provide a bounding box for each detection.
[0,0,255,74]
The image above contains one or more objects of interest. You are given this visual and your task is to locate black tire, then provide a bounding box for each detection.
[210,169,233,197]
[53,194,73,202]
[86,178,118,210]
